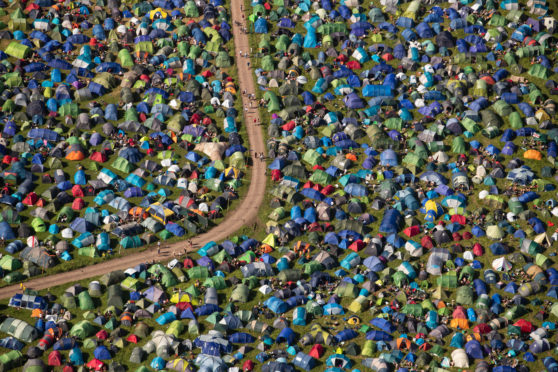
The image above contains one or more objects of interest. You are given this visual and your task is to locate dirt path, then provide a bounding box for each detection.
[0,8,265,300]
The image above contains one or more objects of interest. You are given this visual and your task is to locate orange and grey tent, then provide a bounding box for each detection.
[66,144,86,161]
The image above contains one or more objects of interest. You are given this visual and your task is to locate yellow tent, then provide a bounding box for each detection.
[149,7,168,20]
[170,292,199,306]
[262,233,277,248]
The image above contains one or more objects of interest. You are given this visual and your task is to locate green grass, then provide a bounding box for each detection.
[2,0,558,371]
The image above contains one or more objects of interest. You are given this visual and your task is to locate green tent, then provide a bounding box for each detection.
[401,304,423,316]
[184,1,199,16]
[70,321,96,339]
[161,270,178,287]
[78,247,99,258]
[78,291,95,310]
[0,350,23,371]
[230,284,249,302]
[112,157,135,173]
[31,217,46,233]
[451,137,466,154]
[303,149,324,166]
[528,64,550,79]
[121,236,143,249]
[3,272,25,284]
[121,276,141,291]
[166,320,184,337]
[215,51,231,68]
[0,255,22,271]
[264,91,280,112]
[188,266,209,279]
[4,42,30,59]
[118,49,134,68]
[0,318,38,342]
[204,178,224,192]
[384,117,403,130]
[508,111,523,129]
[309,169,332,185]
[456,286,474,305]
[260,55,275,71]
[203,276,227,290]
[334,283,358,298]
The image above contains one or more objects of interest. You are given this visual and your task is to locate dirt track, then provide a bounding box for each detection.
[0,5,265,300]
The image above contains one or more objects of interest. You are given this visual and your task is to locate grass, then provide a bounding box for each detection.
[1,0,558,371]
[0,2,256,286]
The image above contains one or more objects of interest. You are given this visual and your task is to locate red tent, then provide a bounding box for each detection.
[452,232,462,241]
[421,235,434,249]
[462,231,472,240]
[271,169,281,181]
[403,225,420,237]
[303,181,314,189]
[25,3,40,11]
[176,302,194,311]
[308,222,323,232]
[72,198,85,211]
[48,351,63,366]
[90,151,107,162]
[96,330,108,340]
[309,344,324,358]
[23,192,39,205]
[63,365,75,372]
[312,165,325,171]
[86,359,105,371]
[126,334,139,343]
[348,239,365,252]
[452,306,467,319]
[382,53,394,61]
[451,215,466,225]
[72,185,84,197]
[242,360,255,371]
[321,185,335,195]
[473,243,484,256]
[514,319,533,333]
[282,121,296,131]
[473,323,492,334]
[346,60,361,69]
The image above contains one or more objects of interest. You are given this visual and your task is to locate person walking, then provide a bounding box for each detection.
[157,241,161,255]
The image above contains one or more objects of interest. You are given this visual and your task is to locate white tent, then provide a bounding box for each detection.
[451,349,469,368]
[492,257,512,272]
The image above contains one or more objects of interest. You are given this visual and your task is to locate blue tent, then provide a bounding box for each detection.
[465,340,484,359]
[334,328,358,343]
[380,209,402,234]
[94,345,112,360]
[276,327,296,345]
[366,330,393,341]
[264,297,289,314]
[254,17,268,33]
[363,85,392,97]
[229,332,256,344]
[151,357,166,370]
[371,318,395,333]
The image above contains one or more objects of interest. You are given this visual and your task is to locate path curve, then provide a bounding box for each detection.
[0,7,265,300]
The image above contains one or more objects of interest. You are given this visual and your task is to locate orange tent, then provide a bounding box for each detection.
[466,333,481,342]
[524,149,542,160]
[66,150,86,161]
[396,337,411,350]
[129,207,147,219]
[346,153,357,161]
[260,244,273,253]
[450,318,469,329]
[31,309,43,318]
